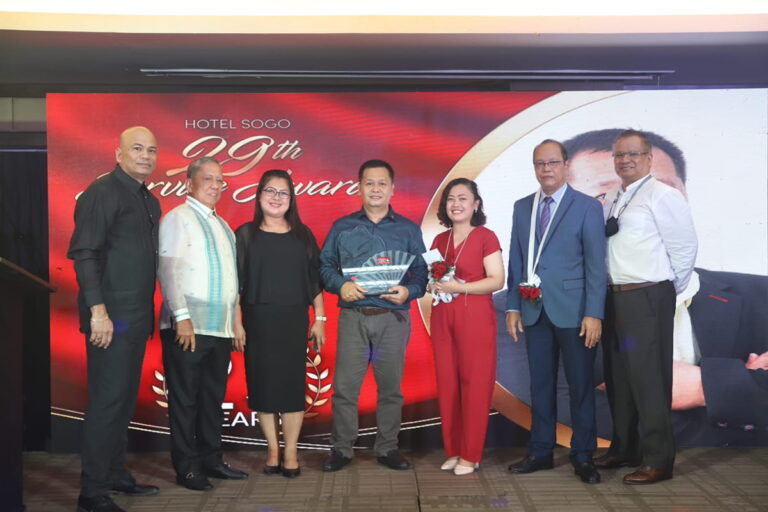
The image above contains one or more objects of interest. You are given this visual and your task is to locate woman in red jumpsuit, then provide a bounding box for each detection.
[428,178,505,476]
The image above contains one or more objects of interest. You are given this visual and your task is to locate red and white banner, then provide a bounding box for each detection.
[48,90,768,448]
[47,92,552,445]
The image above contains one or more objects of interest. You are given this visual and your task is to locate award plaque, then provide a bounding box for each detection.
[342,250,416,295]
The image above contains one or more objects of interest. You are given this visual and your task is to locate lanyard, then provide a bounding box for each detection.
[607,174,652,219]
[525,189,555,284]
[444,227,472,270]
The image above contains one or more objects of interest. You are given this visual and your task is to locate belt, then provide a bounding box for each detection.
[610,281,660,292]
[352,307,392,316]
[350,307,408,323]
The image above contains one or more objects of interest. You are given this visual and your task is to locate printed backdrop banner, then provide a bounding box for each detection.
[48,90,768,450]
[47,92,554,447]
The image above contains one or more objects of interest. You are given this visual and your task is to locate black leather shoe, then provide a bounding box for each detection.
[176,472,213,491]
[282,465,301,478]
[376,450,411,470]
[204,462,249,480]
[593,453,642,469]
[322,449,352,472]
[77,495,125,512]
[507,454,554,474]
[574,461,601,484]
[263,462,282,475]
[109,481,159,496]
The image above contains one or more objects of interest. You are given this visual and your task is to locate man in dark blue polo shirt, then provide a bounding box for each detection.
[320,159,427,472]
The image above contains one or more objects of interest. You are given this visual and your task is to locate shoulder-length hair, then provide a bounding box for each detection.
[436,178,487,228]
[252,169,314,255]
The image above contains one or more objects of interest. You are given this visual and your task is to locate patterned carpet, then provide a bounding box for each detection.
[23,447,768,511]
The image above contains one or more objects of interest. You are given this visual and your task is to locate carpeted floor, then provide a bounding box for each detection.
[23,447,768,511]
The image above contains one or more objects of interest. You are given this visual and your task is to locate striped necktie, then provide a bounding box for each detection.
[538,196,553,237]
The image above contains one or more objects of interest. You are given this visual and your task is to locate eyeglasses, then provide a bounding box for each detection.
[533,160,563,169]
[263,187,291,200]
[612,151,649,159]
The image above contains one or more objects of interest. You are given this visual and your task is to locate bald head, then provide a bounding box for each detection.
[116,126,157,183]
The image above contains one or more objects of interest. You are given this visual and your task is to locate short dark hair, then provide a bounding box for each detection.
[563,128,686,184]
[358,159,394,182]
[436,178,487,228]
[615,129,652,153]
[187,156,220,180]
[534,139,568,162]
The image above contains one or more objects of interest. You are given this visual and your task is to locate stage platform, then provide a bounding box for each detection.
[24,447,768,511]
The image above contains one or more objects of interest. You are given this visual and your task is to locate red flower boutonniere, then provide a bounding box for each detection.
[518,283,542,302]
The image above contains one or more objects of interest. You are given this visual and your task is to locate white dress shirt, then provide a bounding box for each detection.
[158,196,238,337]
[603,175,698,294]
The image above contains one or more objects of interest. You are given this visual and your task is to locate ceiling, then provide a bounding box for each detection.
[2,29,768,98]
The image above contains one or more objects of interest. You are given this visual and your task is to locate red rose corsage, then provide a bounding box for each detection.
[518,283,542,302]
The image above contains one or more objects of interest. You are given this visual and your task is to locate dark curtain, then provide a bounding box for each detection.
[0,149,50,450]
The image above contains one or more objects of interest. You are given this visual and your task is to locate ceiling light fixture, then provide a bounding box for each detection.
[140,68,674,81]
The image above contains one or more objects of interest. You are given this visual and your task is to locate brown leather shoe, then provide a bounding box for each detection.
[594,453,642,469]
[623,466,672,485]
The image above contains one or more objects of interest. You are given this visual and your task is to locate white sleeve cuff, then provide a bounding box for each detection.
[173,309,191,322]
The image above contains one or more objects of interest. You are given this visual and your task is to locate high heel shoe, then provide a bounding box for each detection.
[281,465,301,478]
[263,461,282,475]
[453,462,479,476]
[440,457,459,471]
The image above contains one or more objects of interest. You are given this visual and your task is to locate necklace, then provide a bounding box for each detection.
[444,227,473,270]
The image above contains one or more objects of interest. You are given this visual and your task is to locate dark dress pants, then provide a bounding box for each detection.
[161,329,231,477]
[525,308,598,464]
[603,281,676,471]
[80,332,147,498]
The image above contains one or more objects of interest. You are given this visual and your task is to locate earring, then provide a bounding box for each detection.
[474,208,478,213]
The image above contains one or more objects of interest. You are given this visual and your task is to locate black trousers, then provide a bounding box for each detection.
[160,329,231,477]
[603,280,676,471]
[80,332,147,498]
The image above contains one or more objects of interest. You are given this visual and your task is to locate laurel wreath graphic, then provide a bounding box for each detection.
[304,347,331,419]
[152,370,169,408]
[151,353,332,418]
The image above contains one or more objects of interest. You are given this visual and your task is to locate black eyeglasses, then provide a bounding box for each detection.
[263,187,291,200]
[533,160,563,169]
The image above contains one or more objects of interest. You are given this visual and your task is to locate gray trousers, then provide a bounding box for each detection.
[330,308,411,457]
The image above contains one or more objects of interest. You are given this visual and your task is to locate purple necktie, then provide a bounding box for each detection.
[539,196,553,237]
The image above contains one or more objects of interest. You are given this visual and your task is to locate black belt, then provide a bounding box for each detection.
[352,307,391,316]
[610,281,661,292]
[350,307,407,323]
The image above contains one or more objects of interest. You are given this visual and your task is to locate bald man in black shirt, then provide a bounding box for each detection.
[68,126,162,512]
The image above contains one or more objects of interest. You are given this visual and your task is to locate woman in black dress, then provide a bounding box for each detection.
[236,169,326,478]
